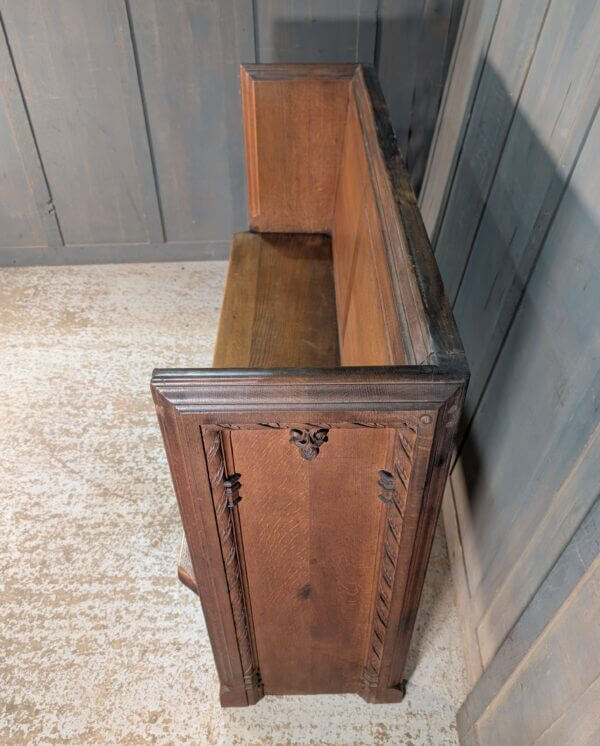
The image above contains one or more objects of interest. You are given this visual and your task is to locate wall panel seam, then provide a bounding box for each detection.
[456,95,600,460]
[431,0,503,254]
[449,0,553,308]
[123,0,167,244]
[0,9,64,248]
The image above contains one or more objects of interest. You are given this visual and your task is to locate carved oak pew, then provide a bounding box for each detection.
[151,64,468,707]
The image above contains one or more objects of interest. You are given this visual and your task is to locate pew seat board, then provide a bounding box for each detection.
[213,232,339,369]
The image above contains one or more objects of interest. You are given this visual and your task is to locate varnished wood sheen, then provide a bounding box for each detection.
[213,232,339,368]
[152,63,468,708]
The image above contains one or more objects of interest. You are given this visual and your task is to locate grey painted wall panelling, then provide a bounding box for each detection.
[1,0,151,246]
[404,0,461,191]
[419,0,503,241]
[253,0,378,64]
[0,20,55,250]
[433,0,552,305]
[128,0,251,242]
[377,0,463,192]
[477,547,600,745]
[464,99,600,662]
[458,496,600,744]
[421,0,600,740]
[0,0,461,264]
[455,0,600,423]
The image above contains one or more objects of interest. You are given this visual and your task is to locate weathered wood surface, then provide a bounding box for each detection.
[421,0,600,740]
[457,496,600,743]
[478,554,600,745]
[0,24,53,250]
[128,0,246,242]
[455,0,600,422]
[0,0,462,265]
[252,0,378,65]
[433,0,551,305]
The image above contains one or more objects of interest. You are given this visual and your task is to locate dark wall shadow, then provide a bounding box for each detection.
[438,57,599,624]
[411,54,598,678]
[261,7,463,194]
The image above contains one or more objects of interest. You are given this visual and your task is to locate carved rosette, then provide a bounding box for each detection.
[289,427,329,460]
[204,431,262,701]
[360,424,417,698]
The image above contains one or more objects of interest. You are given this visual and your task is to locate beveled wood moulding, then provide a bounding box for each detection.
[152,63,468,707]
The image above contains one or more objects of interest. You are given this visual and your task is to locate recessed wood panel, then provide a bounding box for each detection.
[333,87,409,366]
[232,426,393,694]
[242,68,351,232]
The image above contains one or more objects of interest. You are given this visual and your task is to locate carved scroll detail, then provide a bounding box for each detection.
[204,431,262,699]
[289,427,329,461]
[360,424,417,697]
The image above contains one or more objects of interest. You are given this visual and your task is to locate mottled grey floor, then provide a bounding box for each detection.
[0,263,467,745]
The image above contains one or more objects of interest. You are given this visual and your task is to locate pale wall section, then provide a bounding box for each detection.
[420,0,600,742]
[0,0,462,265]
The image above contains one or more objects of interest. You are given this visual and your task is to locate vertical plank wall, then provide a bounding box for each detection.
[0,0,461,266]
[420,0,600,742]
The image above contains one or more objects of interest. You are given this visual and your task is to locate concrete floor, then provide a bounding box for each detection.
[0,262,468,745]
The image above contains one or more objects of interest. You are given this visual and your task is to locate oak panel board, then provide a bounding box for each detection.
[232,426,391,694]
[212,232,339,369]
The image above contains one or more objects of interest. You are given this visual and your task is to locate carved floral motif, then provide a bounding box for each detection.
[289,427,329,461]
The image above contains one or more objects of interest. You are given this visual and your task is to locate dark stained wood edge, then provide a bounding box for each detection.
[151,367,466,415]
[241,63,358,81]
[386,382,467,690]
[356,65,467,369]
[177,533,198,594]
[154,401,263,707]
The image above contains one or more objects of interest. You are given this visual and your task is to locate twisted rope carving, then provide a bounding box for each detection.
[205,431,261,696]
[361,424,416,693]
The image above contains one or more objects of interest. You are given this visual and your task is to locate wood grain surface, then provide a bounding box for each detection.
[231,426,393,694]
[212,232,339,368]
[241,65,352,233]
